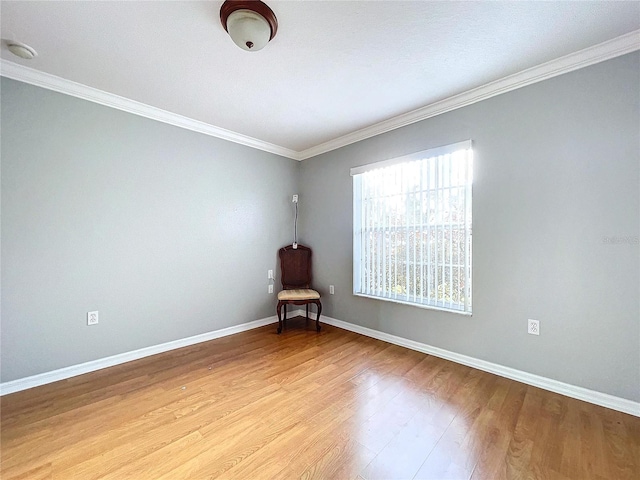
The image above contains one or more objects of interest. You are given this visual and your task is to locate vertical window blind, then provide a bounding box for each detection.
[351,141,473,314]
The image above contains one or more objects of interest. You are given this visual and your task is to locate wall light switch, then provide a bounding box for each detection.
[329,285,335,295]
[268,269,274,280]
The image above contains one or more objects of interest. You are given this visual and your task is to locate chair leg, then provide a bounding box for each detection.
[283,304,287,327]
[277,302,283,334]
[305,304,309,320]
[315,300,322,332]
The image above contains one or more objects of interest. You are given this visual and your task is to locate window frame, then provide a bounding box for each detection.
[351,140,473,315]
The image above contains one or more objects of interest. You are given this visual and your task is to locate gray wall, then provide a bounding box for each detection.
[299,53,640,402]
[2,53,639,403]
[1,78,298,382]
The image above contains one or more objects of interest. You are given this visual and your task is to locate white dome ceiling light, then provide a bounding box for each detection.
[220,0,278,52]
[7,41,37,60]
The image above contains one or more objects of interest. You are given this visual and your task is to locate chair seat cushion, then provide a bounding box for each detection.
[277,288,321,301]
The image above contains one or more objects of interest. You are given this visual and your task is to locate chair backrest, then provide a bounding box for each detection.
[279,244,313,290]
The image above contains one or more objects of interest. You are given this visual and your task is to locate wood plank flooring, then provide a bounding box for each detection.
[2,318,639,479]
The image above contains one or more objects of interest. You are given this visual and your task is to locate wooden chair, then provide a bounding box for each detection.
[276,244,322,334]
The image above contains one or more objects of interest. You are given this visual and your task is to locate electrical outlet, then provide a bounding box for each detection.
[329,285,335,295]
[527,319,539,335]
[88,311,99,326]
[268,269,274,280]
[292,194,298,203]
[268,285,274,294]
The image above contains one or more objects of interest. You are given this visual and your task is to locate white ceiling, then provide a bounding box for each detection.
[1,1,639,158]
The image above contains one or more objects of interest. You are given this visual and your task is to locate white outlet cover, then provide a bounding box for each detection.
[88,311,99,325]
[329,285,335,294]
[268,285,274,294]
[527,319,540,335]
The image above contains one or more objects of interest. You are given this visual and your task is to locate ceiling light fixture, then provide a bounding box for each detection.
[7,41,37,60]
[220,0,278,52]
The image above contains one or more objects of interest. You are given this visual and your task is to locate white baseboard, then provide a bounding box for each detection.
[4,311,638,418]
[0,315,278,396]
[291,310,639,417]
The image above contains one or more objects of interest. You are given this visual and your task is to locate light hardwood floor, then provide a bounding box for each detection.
[2,318,639,479]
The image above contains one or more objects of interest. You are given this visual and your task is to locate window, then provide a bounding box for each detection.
[351,141,473,314]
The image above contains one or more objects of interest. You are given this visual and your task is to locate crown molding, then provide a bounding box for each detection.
[0,60,301,160]
[297,29,640,160]
[2,29,638,162]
